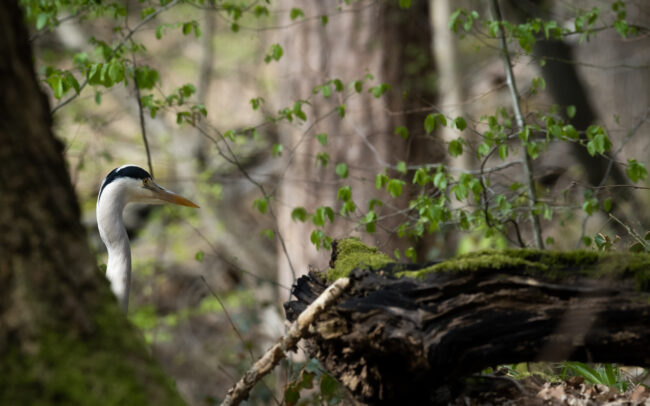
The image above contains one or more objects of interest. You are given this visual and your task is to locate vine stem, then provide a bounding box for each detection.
[490,0,544,249]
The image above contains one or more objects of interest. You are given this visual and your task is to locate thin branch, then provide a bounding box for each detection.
[220,277,351,406]
[608,213,650,251]
[51,0,181,114]
[131,54,154,177]
[201,276,255,361]
[193,123,298,282]
[201,276,282,406]
[490,0,544,249]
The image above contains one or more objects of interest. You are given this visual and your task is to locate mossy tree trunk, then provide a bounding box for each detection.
[0,2,184,405]
[285,239,650,405]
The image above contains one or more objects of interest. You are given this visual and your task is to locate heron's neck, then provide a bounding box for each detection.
[97,188,132,312]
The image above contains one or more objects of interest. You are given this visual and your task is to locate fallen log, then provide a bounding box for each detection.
[284,238,650,405]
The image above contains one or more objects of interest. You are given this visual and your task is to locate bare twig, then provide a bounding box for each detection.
[220,277,351,406]
[51,0,181,114]
[201,276,255,361]
[131,54,154,177]
[490,0,544,249]
[608,213,650,250]
[193,124,298,282]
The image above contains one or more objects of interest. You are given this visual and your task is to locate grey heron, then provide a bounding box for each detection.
[97,165,199,312]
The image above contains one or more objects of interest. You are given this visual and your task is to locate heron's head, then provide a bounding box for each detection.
[98,165,199,208]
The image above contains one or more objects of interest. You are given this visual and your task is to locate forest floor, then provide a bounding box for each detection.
[450,374,650,405]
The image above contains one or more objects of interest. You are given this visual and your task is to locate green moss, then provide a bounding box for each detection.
[327,240,650,292]
[397,253,547,279]
[326,238,394,281]
[2,288,185,406]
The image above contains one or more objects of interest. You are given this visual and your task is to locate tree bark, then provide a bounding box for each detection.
[0,2,185,404]
[285,239,650,405]
[275,1,434,293]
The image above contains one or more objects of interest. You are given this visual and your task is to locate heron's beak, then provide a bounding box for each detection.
[147,183,200,208]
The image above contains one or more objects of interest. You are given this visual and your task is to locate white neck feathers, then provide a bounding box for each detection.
[97,181,132,312]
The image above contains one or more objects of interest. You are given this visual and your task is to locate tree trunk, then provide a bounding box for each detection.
[0,2,184,404]
[285,239,650,405]
[274,2,435,293]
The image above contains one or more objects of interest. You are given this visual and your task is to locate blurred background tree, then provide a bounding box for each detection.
[13,0,650,403]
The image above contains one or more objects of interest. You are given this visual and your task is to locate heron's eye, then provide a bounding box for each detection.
[143,178,150,186]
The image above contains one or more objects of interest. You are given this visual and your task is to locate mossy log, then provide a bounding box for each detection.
[284,239,650,405]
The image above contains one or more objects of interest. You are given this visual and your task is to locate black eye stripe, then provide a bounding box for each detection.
[98,165,152,200]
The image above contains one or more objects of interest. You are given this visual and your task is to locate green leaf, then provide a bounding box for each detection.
[433,171,447,189]
[424,114,436,134]
[368,198,383,210]
[260,228,275,240]
[396,161,407,174]
[135,66,160,89]
[141,7,156,19]
[566,105,577,119]
[320,374,339,398]
[394,126,409,139]
[315,133,328,146]
[253,197,268,214]
[353,80,363,93]
[250,97,264,110]
[340,200,356,216]
[313,206,334,226]
[284,385,300,406]
[563,124,579,140]
[526,141,540,159]
[453,116,467,131]
[182,22,192,35]
[405,246,417,262]
[413,168,429,186]
[36,13,48,30]
[362,211,377,233]
[336,104,346,118]
[272,144,283,157]
[316,152,330,167]
[448,139,463,157]
[332,79,344,92]
[586,140,597,156]
[376,173,388,190]
[108,61,124,83]
[300,371,315,389]
[387,179,405,197]
[310,230,332,250]
[477,142,491,157]
[291,207,308,222]
[603,198,612,213]
[335,163,348,178]
[195,251,205,262]
[369,83,391,98]
[336,186,352,202]
[94,91,102,105]
[290,7,304,20]
[265,44,283,63]
[626,159,647,183]
[46,75,63,99]
[498,144,508,160]
[224,130,236,141]
[321,15,329,26]
[424,113,447,134]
